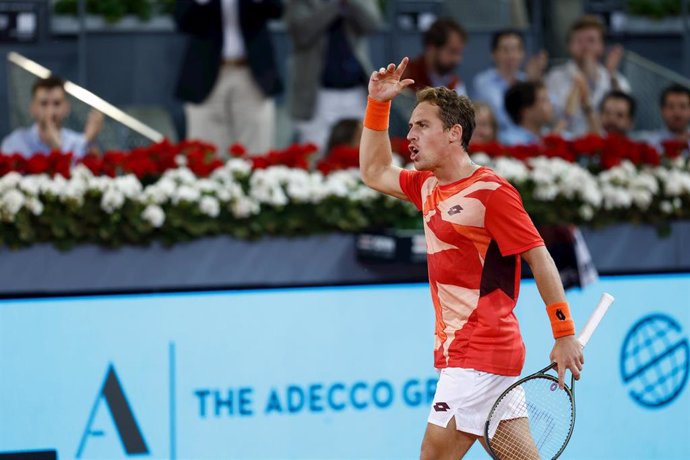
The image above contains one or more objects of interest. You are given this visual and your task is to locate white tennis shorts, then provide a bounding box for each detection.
[428,367,519,436]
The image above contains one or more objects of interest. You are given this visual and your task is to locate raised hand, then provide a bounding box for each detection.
[368,57,415,103]
[84,109,105,144]
[525,49,548,82]
[38,113,62,150]
[605,44,625,75]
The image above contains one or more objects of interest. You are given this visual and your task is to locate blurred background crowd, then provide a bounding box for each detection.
[0,0,688,162]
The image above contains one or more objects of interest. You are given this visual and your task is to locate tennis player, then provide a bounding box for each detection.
[359,57,585,459]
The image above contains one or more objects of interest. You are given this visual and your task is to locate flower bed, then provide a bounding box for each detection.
[0,136,688,249]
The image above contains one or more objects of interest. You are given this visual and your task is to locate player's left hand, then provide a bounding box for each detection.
[550,335,584,389]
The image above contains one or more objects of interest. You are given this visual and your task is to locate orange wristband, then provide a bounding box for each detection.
[363,97,391,131]
[546,301,576,339]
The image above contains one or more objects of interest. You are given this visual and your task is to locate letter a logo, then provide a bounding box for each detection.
[76,365,149,458]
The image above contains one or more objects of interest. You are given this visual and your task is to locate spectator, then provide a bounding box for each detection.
[286,0,380,151]
[1,76,103,157]
[174,0,283,155]
[646,84,690,151]
[599,90,635,136]
[472,29,547,132]
[470,102,498,144]
[325,118,362,154]
[501,80,554,145]
[401,18,468,96]
[545,15,630,137]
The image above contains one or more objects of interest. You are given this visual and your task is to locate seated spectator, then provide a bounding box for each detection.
[401,18,468,96]
[470,102,498,144]
[325,118,362,154]
[599,90,635,136]
[545,15,630,137]
[472,29,547,132]
[501,80,554,145]
[1,76,103,157]
[645,83,690,152]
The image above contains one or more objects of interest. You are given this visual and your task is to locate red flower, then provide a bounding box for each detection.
[660,139,688,159]
[542,135,574,162]
[25,154,50,175]
[469,141,504,158]
[572,134,605,156]
[229,143,247,157]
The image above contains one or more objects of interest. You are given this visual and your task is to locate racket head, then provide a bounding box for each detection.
[485,372,576,460]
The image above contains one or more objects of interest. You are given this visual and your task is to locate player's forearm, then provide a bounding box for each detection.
[359,128,393,187]
[524,246,566,305]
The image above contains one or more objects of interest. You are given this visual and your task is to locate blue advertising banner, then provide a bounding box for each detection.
[0,275,688,459]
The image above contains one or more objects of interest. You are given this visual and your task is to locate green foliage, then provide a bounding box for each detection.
[53,0,172,23]
[627,0,682,19]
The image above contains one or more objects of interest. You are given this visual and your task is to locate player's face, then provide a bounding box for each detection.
[568,28,604,63]
[601,98,633,134]
[30,87,69,127]
[492,34,524,74]
[407,102,455,171]
[430,32,464,76]
[661,93,690,133]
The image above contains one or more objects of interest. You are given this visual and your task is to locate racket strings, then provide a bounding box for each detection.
[487,377,574,459]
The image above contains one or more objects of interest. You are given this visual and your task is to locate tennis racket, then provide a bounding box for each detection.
[484,292,615,460]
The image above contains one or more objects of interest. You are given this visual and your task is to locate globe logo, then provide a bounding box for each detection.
[620,314,689,408]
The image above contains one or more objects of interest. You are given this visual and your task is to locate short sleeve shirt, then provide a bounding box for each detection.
[400,166,544,376]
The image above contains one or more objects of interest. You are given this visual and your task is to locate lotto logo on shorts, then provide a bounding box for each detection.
[433,402,450,412]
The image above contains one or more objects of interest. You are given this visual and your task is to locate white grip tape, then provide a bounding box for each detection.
[577,293,615,348]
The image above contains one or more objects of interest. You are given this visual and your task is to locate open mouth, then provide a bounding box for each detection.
[409,145,420,161]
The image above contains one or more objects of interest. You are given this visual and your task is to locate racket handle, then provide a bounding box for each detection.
[577,292,615,347]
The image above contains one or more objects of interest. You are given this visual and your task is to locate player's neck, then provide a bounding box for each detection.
[433,152,478,185]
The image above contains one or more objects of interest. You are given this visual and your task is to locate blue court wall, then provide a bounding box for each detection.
[0,274,688,459]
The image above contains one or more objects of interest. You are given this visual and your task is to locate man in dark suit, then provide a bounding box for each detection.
[175,0,283,155]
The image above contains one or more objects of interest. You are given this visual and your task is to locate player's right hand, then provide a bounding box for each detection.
[368,57,415,103]
[550,335,584,389]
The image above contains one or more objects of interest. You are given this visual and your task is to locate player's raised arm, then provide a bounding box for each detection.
[359,57,415,200]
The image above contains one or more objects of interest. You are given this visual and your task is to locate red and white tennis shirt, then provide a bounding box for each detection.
[400,167,544,376]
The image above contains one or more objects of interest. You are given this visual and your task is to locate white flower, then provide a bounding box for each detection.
[631,189,653,210]
[199,196,220,217]
[224,158,252,177]
[493,157,529,183]
[1,189,25,216]
[100,187,125,214]
[175,154,187,166]
[142,204,165,227]
[579,204,594,221]
[533,184,559,201]
[18,176,41,196]
[0,172,22,192]
[25,197,44,216]
[660,201,673,214]
[231,196,260,218]
[470,152,491,165]
[172,184,201,204]
[115,175,143,198]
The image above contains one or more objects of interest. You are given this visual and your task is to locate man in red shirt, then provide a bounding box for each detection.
[360,57,584,459]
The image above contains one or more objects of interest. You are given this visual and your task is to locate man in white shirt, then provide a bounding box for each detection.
[1,76,102,157]
[545,15,630,137]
